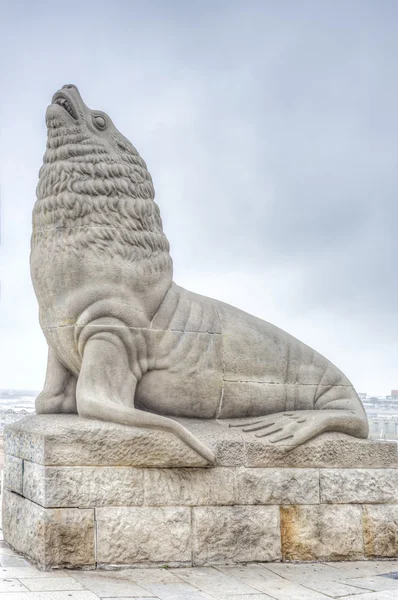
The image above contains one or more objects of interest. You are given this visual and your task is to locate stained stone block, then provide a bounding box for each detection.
[321,469,398,504]
[23,462,144,508]
[3,455,23,495]
[280,505,364,561]
[235,468,319,505]
[2,489,95,569]
[363,505,398,558]
[96,506,192,566]
[192,505,281,565]
[144,468,235,506]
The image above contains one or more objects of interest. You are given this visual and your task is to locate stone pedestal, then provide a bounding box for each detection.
[3,415,398,569]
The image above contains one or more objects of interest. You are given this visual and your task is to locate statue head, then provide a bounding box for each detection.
[42,84,154,190]
[33,85,171,277]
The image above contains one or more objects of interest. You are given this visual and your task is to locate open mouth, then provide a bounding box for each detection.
[52,94,78,120]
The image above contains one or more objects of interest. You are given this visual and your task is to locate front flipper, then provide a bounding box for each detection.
[36,346,77,414]
[229,409,369,447]
[76,331,215,464]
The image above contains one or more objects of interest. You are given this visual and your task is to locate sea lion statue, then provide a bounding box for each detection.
[30,84,368,464]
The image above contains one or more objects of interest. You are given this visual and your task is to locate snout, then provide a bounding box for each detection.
[61,84,79,93]
[46,84,87,125]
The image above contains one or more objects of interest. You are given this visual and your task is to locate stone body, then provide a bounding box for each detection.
[30,85,368,462]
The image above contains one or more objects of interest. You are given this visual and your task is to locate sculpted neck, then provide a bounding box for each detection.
[31,188,174,323]
[31,128,174,321]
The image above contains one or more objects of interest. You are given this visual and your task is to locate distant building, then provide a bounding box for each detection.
[386,390,398,404]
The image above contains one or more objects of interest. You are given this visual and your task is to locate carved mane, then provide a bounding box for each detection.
[32,119,172,276]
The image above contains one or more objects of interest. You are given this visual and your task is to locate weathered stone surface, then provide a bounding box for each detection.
[2,489,95,569]
[23,462,144,508]
[363,505,398,558]
[241,432,398,468]
[4,415,209,467]
[144,468,235,506]
[176,418,245,467]
[6,415,395,470]
[321,469,398,504]
[281,505,364,561]
[187,421,398,468]
[7,445,398,567]
[235,467,319,505]
[174,422,392,469]
[3,455,23,495]
[96,507,191,565]
[192,506,281,565]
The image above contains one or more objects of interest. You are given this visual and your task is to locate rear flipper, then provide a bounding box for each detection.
[76,331,215,464]
[229,408,369,447]
[36,346,77,414]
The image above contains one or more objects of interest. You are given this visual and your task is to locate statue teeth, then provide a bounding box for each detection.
[54,96,75,118]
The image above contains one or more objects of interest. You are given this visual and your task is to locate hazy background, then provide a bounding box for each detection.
[0,0,396,395]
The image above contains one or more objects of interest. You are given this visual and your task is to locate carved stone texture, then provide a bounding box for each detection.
[280,505,364,561]
[3,455,23,495]
[144,468,235,506]
[363,505,398,558]
[241,431,398,469]
[4,415,208,467]
[22,462,144,508]
[321,469,398,504]
[6,416,396,470]
[30,84,368,465]
[192,506,281,565]
[235,467,319,505]
[2,489,95,569]
[96,507,192,566]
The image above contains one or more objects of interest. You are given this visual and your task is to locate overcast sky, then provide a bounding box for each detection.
[0,0,397,396]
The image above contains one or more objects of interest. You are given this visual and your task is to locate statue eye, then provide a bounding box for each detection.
[93,115,107,130]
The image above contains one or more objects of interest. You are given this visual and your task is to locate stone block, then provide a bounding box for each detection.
[192,505,281,565]
[321,469,398,504]
[144,468,235,506]
[363,505,398,558]
[242,432,398,468]
[3,455,23,495]
[96,506,191,565]
[235,468,319,505]
[182,421,398,468]
[2,489,95,569]
[6,415,397,470]
[23,462,144,508]
[4,415,209,467]
[281,505,364,561]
